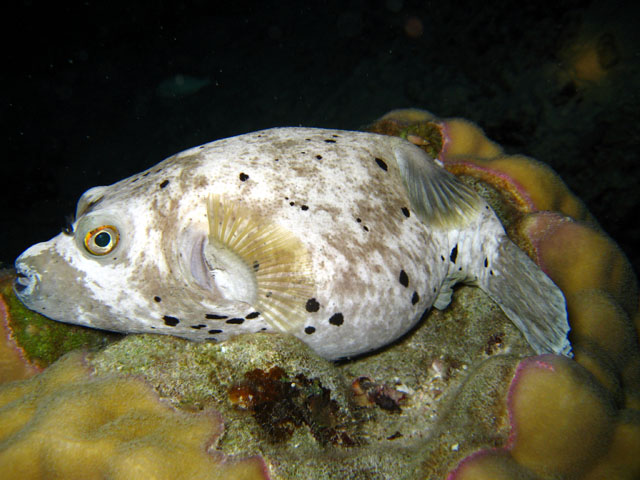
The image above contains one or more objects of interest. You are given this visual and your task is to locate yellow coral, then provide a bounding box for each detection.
[582,410,640,479]
[438,117,503,160]
[0,352,269,480]
[443,153,595,225]
[447,451,535,480]
[508,355,616,478]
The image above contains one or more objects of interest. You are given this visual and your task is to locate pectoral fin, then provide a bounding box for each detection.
[205,195,315,332]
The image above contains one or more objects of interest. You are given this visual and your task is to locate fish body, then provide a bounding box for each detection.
[14,128,571,359]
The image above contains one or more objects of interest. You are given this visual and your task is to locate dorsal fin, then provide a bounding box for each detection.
[393,143,483,229]
[206,195,314,332]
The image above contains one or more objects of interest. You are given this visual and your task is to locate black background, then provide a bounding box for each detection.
[2,0,639,275]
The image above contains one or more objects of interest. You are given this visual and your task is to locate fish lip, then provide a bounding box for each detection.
[13,262,39,298]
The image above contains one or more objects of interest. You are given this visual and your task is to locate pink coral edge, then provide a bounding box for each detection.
[444,158,537,212]
[434,120,537,212]
[445,448,506,480]
[445,354,559,479]
[519,211,571,276]
[0,295,43,375]
[505,355,556,449]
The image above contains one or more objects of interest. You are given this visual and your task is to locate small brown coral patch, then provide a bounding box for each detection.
[229,366,357,446]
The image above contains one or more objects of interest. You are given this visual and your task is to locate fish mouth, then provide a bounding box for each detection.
[13,262,39,298]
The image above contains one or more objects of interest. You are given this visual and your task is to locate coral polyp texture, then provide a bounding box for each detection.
[0,351,270,480]
[1,110,639,479]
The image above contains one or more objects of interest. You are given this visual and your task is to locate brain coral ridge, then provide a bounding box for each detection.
[0,351,270,480]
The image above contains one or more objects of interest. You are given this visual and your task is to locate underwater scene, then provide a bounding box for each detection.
[1,1,640,479]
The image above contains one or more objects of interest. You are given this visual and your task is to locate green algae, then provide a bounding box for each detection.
[0,272,120,368]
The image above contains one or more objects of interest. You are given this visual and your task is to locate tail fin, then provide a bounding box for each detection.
[480,237,572,356]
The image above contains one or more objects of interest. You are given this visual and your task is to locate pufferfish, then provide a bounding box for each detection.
[13,128,572,360]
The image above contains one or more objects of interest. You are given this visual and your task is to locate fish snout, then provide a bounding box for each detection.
[13,256,40,299]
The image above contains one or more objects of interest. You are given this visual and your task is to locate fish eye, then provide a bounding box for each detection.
[84,225,119,255]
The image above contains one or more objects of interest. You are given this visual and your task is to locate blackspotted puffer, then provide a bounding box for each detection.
[14,128,572,359]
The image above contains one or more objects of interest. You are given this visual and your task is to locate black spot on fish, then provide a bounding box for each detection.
[356,218,362,223]
[484,258,488,268]
[253,261,260,272]
[207,337,218,341]
[490,270,494,276]
[305,326,316,334]
[375,158,388,171]
[411,292,419,305]
[206,313,228,320]
[226,318,244,325]
[316,154,322,160]
[440,255,445,262]
[306,298,320,312]
[208,329,223,334]
[163,315,180,326]
[239,172,249,182]
[363,226,369,232]
[301,205,309,211]
[329,313,344,326]
[159,180,169,189]
[450,245,458,263]
[191,324,206,329]
[199,145,205,149]
[290,201,295,206]
[154,296,162,303]
[399,270,409,288]
[324,139,336,143]
[245,312,260,319]
[401,207,410,218]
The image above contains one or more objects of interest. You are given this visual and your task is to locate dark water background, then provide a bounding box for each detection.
[1,1,639,275]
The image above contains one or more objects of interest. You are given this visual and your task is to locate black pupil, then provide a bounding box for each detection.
[94,231,111,248]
